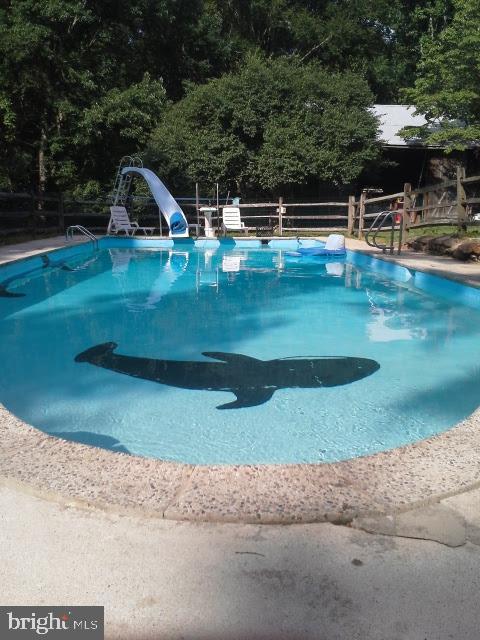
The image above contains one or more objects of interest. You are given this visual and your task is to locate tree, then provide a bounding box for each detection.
[401,0,480,150]
[0,0,458,194]
[0,0,227,194]
[148,54,380,196]
[204,0,455,102]
[61,74,167,197]
[0,92,17,189]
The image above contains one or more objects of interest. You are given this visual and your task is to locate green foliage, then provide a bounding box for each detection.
[204,1,455,102]
[0,92,17,189]
[67,74,166,196]
[401,0,480,150]
[0,0,463,195]
[148,54,380,195]
[0,0,225,193]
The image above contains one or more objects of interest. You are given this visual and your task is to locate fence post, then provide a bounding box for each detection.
[357,191,366,239]
[347,195,355,235]
[278,196,283,236]
[195,182,200,236]
[58,193,65,235]
[399,182,412,253]
[423,191,429,225]
[30,193,37,239]
[456,164,467,231]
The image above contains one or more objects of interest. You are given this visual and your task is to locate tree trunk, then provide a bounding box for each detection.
[38,128,47,198]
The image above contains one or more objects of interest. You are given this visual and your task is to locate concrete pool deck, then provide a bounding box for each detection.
[1,235,480,525]
[0,235,87,265]
[2,481,480,639]
[347,237,480,288]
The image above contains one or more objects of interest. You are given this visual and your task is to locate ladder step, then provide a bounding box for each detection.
[111,156,144,205]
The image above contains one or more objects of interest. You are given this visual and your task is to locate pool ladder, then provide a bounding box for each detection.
[365,210,408,255]
[111,155,143,206]
[66,225,99,249]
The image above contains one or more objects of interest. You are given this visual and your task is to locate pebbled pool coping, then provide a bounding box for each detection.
[1,236,480,523]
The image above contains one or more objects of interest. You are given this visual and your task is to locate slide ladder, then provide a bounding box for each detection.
[111,156,143,206]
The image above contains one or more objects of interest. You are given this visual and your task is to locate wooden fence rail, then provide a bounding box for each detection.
[1,169,480,241]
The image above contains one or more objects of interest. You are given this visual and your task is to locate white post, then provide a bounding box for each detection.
[216,182,219,234]
[278,197,283,236]
[195,183,200,236]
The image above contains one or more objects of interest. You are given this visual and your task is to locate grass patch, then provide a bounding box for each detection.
[366,225,480,245]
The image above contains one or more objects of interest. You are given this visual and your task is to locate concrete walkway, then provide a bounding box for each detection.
[346,237,480,288]
[0,235,86,265]
[1,481,480,640]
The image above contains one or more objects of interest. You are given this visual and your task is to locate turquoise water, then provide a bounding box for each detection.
[1,243,479,464]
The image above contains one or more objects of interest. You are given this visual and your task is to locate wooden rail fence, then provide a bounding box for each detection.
[1,168,479,241]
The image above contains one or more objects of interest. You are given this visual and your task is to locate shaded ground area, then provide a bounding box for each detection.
[1,483,480,640]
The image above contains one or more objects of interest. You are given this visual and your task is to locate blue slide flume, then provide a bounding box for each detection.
[122,167,189,237]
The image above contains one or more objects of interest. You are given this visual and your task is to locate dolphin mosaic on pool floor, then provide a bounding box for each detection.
[75,342,380,410]
[2,237,480,523]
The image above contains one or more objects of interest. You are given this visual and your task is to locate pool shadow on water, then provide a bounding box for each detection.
[390,367,480,422]
[0,253,112,319]
[50,430,130,454]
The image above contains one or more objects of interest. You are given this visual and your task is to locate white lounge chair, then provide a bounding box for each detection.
[222,206,246,234]
[108,206,155,236]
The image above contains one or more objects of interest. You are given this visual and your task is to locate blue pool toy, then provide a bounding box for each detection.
[297,246,346,257]
[288,234,346,257]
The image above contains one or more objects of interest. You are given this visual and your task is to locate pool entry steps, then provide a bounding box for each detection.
[65,225,99,248]
[365,209,410,255]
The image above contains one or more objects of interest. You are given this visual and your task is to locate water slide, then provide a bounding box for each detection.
[121,167,189,237]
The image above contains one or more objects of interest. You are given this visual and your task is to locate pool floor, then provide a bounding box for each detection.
[1,241,479,465]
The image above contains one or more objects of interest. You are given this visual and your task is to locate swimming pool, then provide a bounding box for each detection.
[1,237,479,465]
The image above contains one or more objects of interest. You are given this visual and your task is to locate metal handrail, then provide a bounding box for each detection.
[365,210,408,255]
[65,225,99,249]
[110,156,143,205]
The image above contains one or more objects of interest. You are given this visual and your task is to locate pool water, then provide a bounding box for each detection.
[1,243,479,464]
